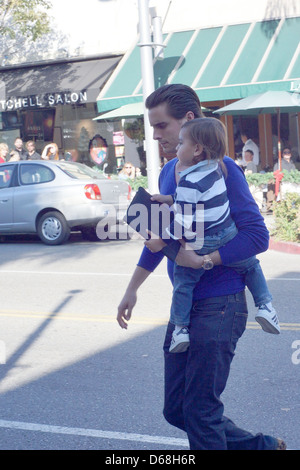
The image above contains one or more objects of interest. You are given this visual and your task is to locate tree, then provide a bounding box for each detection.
[0,0,52,59]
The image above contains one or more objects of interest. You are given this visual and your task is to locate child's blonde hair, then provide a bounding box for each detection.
[0,142,9,153]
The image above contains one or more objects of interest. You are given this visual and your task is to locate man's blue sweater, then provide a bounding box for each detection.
[137,156,269,300]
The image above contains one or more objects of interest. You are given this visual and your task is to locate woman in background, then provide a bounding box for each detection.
[118,162,136,180]
[0,143,9,163]
[41,143,59,160]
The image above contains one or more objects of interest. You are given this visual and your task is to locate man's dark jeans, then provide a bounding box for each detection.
[163,291,278,450]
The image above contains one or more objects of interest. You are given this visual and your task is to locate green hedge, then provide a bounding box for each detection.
[272,193,300,243]
[245,170,300,186]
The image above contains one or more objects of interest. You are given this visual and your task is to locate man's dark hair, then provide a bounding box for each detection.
[241,131,250,138]
[145,84,203,119]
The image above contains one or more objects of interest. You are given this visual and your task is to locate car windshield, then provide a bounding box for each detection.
[56,162,105,180]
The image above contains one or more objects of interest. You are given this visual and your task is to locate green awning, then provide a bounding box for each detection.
[93,102,145,120]
[97,17,300,113]
[93,101,209,120]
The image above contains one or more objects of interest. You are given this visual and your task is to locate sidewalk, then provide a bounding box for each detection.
[263,213,300,254]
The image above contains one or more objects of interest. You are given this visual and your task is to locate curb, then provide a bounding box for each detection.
[269,238,300,254]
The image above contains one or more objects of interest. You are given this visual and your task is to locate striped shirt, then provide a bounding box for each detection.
[164,160,233,249]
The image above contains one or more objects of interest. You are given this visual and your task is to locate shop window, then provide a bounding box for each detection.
[21,109,55,141]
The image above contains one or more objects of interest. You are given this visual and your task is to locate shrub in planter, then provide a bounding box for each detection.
[245,172,274,186]
[246,170,300,212]
[128,175,148,191]
[245,172,275,211]
[245,170,300,187]
[272,192,300,243]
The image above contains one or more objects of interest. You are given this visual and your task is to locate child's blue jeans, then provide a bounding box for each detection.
[170,224,272,326]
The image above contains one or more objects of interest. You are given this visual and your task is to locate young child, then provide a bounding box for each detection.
[145,118,280,353]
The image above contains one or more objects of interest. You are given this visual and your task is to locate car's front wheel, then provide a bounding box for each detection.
[37,211,70,245]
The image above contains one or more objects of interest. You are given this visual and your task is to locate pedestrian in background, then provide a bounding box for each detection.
[41,143,60,160]
[0,142,9,163]
[26,141,41,160]
[241,131,259,166]
[11,137,27,160]
[118,162,135,180]
[244,149,257,174]
[273,147,296,172]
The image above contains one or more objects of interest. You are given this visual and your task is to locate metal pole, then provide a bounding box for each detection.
[137,0,160,194]
[277,108,282,171]
[0,81,5,104]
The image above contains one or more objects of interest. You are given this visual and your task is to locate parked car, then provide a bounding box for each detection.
[0,160,131,245]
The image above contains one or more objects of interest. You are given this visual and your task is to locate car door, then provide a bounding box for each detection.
[12,163,56,231]
[0,165,16,230]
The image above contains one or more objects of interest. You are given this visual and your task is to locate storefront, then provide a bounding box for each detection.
[0,54,123,169]
[96,16,300,171]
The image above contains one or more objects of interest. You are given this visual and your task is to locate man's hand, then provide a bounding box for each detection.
[144,236,166,253]
[151,194,173,206]
[116,266,152,329]
[117,289,137,329]
[175,247,222,269]
[175,246,204,269]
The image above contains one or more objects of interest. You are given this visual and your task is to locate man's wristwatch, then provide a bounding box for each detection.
[202,255,214,270]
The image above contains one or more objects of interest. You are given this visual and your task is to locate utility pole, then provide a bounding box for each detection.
[0,81,5,104]
[137,0,162,194]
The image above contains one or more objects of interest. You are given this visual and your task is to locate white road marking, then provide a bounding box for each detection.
[0,310,299,330]
[0,270,299,281]
[0,270,167,277]
[0,419,189,447]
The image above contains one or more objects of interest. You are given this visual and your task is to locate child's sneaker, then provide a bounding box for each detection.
[276,438,287,450]
[255,303,280,334]
[169,327,190,353]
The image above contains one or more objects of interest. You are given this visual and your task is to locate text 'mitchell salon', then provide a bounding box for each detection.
[0,92,88,111]
[0,55,122,160]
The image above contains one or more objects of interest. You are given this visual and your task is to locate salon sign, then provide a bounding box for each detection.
[290,80,300,93]
[0,91,88,111]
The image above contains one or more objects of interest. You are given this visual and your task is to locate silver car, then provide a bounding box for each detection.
[0,160,131,245]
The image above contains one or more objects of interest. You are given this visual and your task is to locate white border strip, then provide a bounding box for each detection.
[191,25,228,88]
[167,29,199,84]
[220,22,256,86]
[0,270,167,278]
[251,18,285,83]
[284,42,300,80]
[0,419,189,447]
[0,271,299,281]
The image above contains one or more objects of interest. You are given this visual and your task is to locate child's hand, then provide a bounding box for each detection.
[144,232,167,253]
[151,194,173,206]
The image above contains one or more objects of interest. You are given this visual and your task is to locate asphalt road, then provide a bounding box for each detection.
[0,232,299,451]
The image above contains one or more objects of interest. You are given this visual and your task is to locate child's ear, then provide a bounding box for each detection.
[194,143,203,156]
